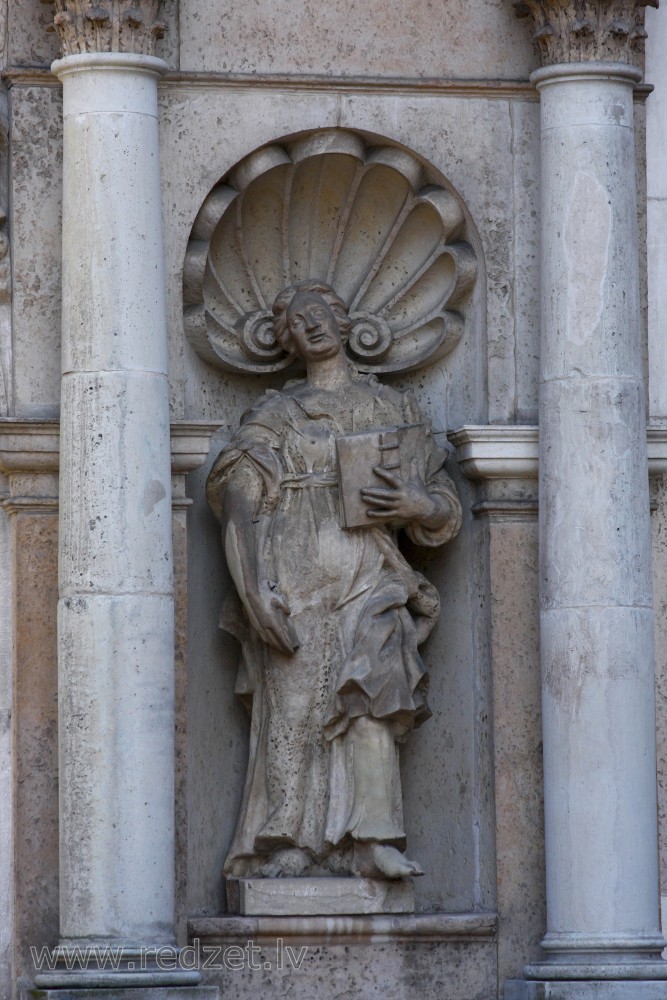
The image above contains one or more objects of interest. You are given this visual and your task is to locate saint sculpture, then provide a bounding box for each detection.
[206,279,463,881]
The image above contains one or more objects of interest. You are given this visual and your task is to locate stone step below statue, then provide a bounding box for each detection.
[226,878,415,916]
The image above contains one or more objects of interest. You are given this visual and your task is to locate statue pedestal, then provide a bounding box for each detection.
[226,878,415,916]
[189,912,496,998]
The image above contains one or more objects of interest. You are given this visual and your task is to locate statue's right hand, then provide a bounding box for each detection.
[244,580,299,655]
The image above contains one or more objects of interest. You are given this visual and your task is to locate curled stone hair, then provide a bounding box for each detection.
[272,280,352,353]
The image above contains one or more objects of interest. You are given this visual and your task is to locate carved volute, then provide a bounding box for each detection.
[45,0,165,56]
[514,0,658,64]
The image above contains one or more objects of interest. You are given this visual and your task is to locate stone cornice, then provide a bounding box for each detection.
[189,912,498,945]
[449,425,539,480]
[3,421,666,482]
[44,0,166,57]
[0,67,655,104]
[169,421,222,474]
[471,499,539,520]
[514,0,658,66]
[0,421,60,473]
[0,420,219,476]
[2,496,59,516]
[449,424,667,479]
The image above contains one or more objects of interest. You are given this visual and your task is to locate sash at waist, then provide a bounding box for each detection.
[281,471,339,490]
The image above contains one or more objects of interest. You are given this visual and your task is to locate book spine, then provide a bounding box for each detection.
[378,430,401,472]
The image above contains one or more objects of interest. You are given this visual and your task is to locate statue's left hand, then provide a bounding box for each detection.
[361,459,441,526]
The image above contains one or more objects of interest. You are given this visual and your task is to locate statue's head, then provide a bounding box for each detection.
[272,280,352,359]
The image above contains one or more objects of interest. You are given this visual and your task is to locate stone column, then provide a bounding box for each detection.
[646,0,667,942]
[508,1,666,995]
[36,2,197,988]
[646,5,667,421]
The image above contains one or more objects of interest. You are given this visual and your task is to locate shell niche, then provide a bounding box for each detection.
[183,130,478,376]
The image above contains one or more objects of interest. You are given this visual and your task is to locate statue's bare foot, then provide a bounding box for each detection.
[352,843,424,879]
[261,847,311,877]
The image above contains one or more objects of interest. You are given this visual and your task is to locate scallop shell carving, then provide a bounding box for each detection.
[183,130,477,376]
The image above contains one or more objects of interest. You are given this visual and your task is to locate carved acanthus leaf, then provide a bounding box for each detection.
[514,0,658,64]
[45,0,165,56]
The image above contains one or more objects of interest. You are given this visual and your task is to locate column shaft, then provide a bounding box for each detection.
[646,5,667,420]
[55,53,175,947]
[536,63,663,971]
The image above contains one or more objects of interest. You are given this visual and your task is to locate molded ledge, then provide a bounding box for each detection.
[449,425,667,480]
[449,425,539,480]
[4,420,666,484]
[188,911,498,945]
[0,419,221,476]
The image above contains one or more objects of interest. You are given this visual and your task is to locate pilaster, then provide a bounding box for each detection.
[0,420,215,992]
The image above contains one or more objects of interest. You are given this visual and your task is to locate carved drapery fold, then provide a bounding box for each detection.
[514,0,658,65]
[45,0,165,56]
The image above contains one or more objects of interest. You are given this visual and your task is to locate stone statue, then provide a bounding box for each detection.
[206,279,462,880]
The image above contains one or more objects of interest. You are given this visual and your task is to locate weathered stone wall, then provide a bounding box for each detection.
[0,2,661,999]
[6,0,536,79]
[176,0,535,80]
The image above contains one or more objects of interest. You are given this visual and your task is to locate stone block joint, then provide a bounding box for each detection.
[514,0,658,65]
[44,0,166,56]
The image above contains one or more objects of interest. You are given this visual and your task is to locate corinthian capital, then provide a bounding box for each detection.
[514,0,658,65]
[46,0,165,56]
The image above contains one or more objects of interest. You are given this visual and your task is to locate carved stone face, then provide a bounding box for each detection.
[286,290,344,362]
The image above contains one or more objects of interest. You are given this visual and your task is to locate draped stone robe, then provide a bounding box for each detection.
[206,373,462,876]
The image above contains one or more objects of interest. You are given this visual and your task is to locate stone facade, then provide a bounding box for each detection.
[0,2,666,1000]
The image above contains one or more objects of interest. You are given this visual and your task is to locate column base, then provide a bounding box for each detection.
[33,973,202,990]
[525,963,667,980]
[33,945,201,990]
[506,981,667,999]
[29,990,217,1000]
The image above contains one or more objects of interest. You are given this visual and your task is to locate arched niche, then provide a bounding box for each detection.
[183,128,492,918]
[183,128,481,382]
